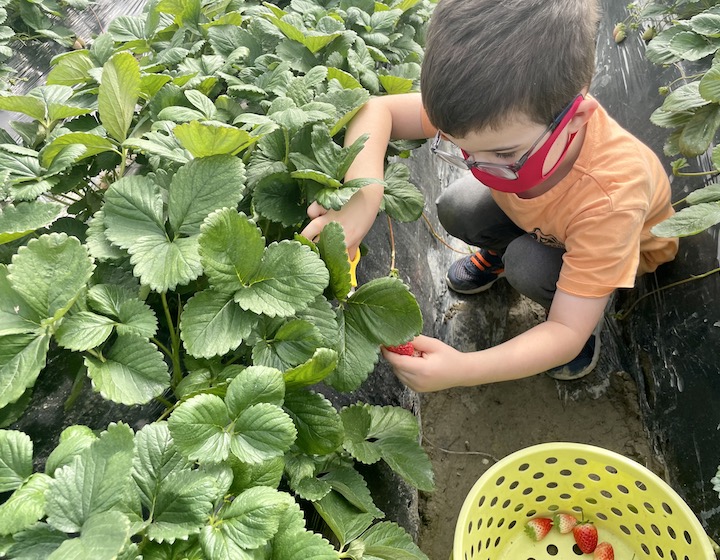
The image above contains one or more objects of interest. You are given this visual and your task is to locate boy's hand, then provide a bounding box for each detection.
[300,185,384,258]
[382,335,467,393]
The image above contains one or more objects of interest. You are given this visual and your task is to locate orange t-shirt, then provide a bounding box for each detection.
[490,104,678,298]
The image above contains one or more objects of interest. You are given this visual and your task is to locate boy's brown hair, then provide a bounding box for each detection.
[421,0,601,137]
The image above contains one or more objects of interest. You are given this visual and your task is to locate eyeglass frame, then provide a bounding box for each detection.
[429,95,582,180]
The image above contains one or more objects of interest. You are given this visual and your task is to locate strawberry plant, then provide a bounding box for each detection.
[0,0,437,557]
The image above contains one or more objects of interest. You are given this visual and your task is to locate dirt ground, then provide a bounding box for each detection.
[415,295,662,560]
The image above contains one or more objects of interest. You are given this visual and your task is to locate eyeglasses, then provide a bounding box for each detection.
[430,96,580,180]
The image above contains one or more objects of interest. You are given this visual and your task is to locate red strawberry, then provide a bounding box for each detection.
[385,342,415,356]
[524,517,553,541]
[594,542,614,560]
[573,521,598,553]
[554,512,578,534]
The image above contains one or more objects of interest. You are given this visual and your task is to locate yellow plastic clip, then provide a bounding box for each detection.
[348,249,360,291]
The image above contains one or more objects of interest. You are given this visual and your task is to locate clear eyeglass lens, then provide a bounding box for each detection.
[479,165,518,180]
[435,151,471,169]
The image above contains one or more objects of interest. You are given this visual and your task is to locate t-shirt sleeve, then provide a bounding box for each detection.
[558,207,646,297]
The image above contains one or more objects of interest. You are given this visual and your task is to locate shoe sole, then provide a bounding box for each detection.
[445,272,505,295]
[546,327,603,381]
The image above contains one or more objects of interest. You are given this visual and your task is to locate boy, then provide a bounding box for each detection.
[300,0,678,392]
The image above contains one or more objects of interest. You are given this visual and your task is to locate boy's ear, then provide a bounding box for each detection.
[567,95,599,134]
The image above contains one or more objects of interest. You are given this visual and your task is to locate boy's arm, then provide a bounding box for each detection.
[300,93,435,256]
[384,290,610,392]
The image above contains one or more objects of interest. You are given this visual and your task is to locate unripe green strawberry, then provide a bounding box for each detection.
[613,22,627,43]
[642,26,656,42]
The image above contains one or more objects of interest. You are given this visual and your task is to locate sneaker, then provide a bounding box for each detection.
[446,248,505,294]
[545,325,602,381]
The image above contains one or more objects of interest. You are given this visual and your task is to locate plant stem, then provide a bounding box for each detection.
[421,212,472,254]
[674,170,718,177]
[118,147,129,178]
[386,215,396,273]
[161,292,183,387]
[151,337,172,357]
[615,267,720,320]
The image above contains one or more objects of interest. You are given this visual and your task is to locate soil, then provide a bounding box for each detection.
[415,295,663,560]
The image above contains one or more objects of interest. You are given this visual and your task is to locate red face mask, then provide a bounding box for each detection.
[461,95,584,194]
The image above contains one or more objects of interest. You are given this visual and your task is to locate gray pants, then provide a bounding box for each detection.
[436,174,564,310]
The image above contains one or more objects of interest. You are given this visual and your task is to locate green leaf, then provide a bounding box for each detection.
[651,201,720,237]
[0,93,46,121]
[660,82,709,112]
[253,319,322,370]
[128,234,204,292]
[283,390,344,455]
[252,172,307,227]
[359,521,428,560]
[55,311,115,351]
[45,423,135,533]
[321,467,382,517]
[270,524,337,560]
[199,209,329,317]
[0,265,42,336]
[0,429,33,492]
[8,233,94,319]
[228,456,284,495]
[326,309,380,392]
[5,523,66,558]
[0,473,52,536]
[199,209,265,294]
[379,74,414,94]
[169,393,234,463]
[45,425,97,476]
[132,422,191,504]
[0,333,51,410]
[102,176,166,250]
[317,221,352,300]
[233,241,330,318]
[116,299,158,338]
[168,155,247,236]
[40,133,116,169]
[98,52,141,143]
[345,277,422,346]
[47,51,95,86]
[699,65,720,102]
[690,13,720,37]
[679,103,720,156]
[144,468,219,543]
[226,366,285,414]
[174,121,252,158]
[180,289,257,358]
[291,169,342,188]
[382,163,425,222]
[200,487,291,557]
[314,490,376,547]
[230,403,297,464]
[340,404,382,464]
[0,201,63,245]
[84,334,170,405]
[283,348,338,389]
[686,182,720,205]
[375,437,434,492]
[668,31,719,61]
[47,511,131,560]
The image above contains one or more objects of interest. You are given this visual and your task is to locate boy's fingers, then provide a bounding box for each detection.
[306,201,328,219]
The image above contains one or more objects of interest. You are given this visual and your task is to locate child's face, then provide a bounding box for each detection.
[442,112,571,177]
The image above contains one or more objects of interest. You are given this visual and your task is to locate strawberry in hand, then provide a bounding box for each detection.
[384,342,421,357]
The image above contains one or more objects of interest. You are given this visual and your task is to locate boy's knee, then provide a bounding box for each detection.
[503,236,563,308]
